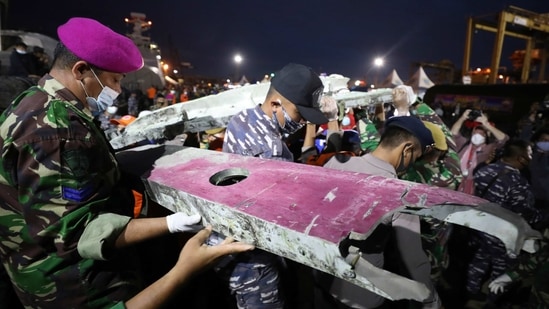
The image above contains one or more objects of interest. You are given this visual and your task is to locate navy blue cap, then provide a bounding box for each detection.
[271,63,328,125]
[385,116,435,153]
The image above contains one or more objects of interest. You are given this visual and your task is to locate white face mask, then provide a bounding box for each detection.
[80,69,120,117]
[471,133,486,145]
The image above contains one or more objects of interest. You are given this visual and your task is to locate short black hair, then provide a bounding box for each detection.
[502,139,531,159]
[51,42,103,74]
[379,126,421,151]
[51,42,79,69]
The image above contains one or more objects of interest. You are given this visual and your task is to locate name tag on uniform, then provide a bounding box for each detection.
[62,184,94,202]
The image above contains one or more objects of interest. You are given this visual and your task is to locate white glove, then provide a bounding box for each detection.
[488,274,512,294]
[522,238,539,253]
[320,96,339,122]
[166,213,201,233]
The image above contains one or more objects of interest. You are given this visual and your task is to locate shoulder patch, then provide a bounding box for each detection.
[62,183,94,202]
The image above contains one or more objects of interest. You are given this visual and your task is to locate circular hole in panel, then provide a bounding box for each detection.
[209,168,249,186]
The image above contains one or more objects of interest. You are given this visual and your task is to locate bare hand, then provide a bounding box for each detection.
[123,227,254,309]
[477,113,489,125]
[461,109,471,120]
[175,226,254,274]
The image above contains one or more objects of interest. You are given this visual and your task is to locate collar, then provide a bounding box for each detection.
[38,74,93,120]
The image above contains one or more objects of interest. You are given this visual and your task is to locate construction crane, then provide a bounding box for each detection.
[463,6,549,84]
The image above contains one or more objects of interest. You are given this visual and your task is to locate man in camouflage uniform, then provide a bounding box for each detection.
[0,17,252,308]
[412,100,463,189]
[358,95,462,189]
[489,237,549,308]
[466,139,542,306]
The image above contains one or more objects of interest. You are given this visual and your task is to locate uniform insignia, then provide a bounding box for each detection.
[62,183,94,202]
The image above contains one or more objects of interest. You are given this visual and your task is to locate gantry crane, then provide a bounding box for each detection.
[463,6,549,84]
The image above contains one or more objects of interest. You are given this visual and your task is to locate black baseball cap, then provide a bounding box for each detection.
[271,63,328,125]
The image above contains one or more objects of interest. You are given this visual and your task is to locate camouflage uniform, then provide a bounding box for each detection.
[223,105,293,162]
[409,103,463,283]
[222,105,285,309]
[466,161,541,294]
[357,118,381,153]
[410,102,462,190]
[358,103,463,189]
[0,75,138,308]
[504,238,549,308]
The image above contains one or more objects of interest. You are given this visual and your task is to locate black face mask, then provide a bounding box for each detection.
[396,145,414,175]
[518,156,531,170]
[272,105,304,135]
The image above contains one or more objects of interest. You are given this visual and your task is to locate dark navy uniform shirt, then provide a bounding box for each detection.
[223,104,293,161]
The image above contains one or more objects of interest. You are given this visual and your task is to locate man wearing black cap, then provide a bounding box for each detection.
[324,116,442,309]
[223,63,327,160]
[0,17,253,308]
[222,63,328,308]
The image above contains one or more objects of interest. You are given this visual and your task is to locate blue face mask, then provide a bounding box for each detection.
[273,105,304,135]
[80,69,120,117]
[536,141,549,152]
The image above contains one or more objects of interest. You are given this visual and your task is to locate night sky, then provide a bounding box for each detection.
[7,1,549,83]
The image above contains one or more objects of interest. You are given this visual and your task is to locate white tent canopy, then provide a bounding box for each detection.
[380,69,404,88]
[406,66,435,93]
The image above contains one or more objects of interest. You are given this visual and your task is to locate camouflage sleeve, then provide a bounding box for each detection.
[427,150,463,190]
[357,118,380,153]
[0,96,121,256]
[223,113,266,157]
[507,176,541,226]
[507,241,549,281]
[77,213,132,260]
[416,103,457,150]
[400,166,426,184]
[222,118,246,155]
[401,146,462,190]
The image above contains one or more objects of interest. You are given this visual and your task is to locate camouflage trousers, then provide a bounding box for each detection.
[421,218,452,284]
[466,231,515,294]
[217,251,285,309]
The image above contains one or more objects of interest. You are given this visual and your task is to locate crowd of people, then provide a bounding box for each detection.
[0,16,548,309]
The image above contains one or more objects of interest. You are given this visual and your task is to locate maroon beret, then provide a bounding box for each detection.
[57,17,143,73]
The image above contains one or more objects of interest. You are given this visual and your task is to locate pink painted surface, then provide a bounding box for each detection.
[149,149,486,244]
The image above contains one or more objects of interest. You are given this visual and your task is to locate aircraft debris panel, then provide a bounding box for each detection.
[138,146,540,301]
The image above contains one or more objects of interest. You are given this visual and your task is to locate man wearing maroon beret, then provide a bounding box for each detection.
[0,17,253,308]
